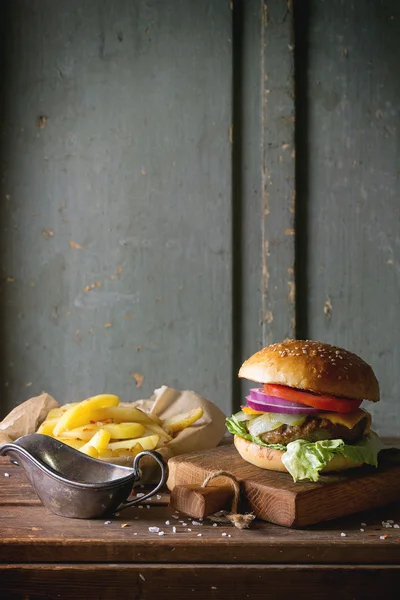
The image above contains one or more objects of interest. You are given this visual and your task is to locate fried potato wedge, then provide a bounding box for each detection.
[53,394,120,436]
[162,407,204,433]
[102,422,145,440]
[108,434,159,452]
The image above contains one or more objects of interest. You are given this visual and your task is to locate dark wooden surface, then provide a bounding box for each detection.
[167,444,400,527]
[2,454,400,598]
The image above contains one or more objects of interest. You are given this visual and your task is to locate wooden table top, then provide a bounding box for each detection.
[2,441,400,599]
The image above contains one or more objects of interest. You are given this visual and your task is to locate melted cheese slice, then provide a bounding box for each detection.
[318,408,371,432]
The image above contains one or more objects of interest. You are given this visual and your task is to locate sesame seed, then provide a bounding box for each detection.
[213,523,218,527]
[156,494,162,500]
[165,520,170,525]
[139,574,145,581]
[222,533,227,537]
[360,529,365,532]
[104,521,111,525]
[172,526,177,533]
[197,533,202,537]
[4,473,10,477]
[182,523,187,527]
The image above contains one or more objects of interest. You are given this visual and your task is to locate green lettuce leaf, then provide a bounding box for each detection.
[281,432,385,482]
[226,414,385,482]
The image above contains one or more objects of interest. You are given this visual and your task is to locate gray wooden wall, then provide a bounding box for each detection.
[0,0,399,436]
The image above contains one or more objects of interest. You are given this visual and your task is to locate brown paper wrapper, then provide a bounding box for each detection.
[0,386,227,483]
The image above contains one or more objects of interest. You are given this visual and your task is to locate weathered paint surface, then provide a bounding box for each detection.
[233,0,296,409]
[304,0,400,434]
[261,0,296,346]
[0,0,232,414]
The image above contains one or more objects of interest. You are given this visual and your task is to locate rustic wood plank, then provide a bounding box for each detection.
[261,0,296,345]
[301,0,400,435]
[2,564,400,600]
[2,455,400,565]
[0,0,233,417]
[167,444,400,527]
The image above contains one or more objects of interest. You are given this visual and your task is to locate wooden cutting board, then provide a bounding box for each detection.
[167,444,400,527]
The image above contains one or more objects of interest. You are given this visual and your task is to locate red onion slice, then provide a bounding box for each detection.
[246,395,317,415]
[250,388,311,408]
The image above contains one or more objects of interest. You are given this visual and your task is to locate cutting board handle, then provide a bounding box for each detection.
[170,484,234,518]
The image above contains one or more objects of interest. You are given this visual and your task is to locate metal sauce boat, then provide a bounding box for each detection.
[0,433,167,519]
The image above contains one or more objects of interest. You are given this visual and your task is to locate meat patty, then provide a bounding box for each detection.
[260,416,367,445]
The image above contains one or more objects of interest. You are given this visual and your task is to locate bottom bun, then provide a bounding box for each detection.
[233,435,364,474]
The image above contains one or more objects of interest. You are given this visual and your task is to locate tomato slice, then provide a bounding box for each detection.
[263,384,362,413]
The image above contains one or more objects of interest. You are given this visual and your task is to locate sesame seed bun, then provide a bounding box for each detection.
[234,435,365,473]
[238,339,379,402]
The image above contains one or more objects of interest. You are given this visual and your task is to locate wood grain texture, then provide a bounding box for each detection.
[301,0,400,435]
[167,444,400,527]
[261,0,296,345]
[2,564,400,600]
[3,456,400,566]
[0,0,232,415]
[170,484,234,517]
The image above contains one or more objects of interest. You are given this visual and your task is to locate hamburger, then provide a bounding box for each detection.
[226,339,384,482]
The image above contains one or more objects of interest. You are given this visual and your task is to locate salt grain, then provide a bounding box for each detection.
[172,515,179,520]
[188,529,192,532]
[340,532,346,537]
[156,495,162,500]
[158,531,165,536]
[165,520,170,525]
[361,522,366,527]
[222,533,227,537]
[149,527,160,533]
[380,536,386,540]
[136,492,145,497]
[138,505,143,509]
[360,529,365,532]
[172,526,177,533]
[213,523,218,527]
[182,523,187,527]
[4,473,10,477]
[104,521,111,525]
[394,524,399,529]
[192,521,201,526]
[197,533,202,537]
[146,505,150,509]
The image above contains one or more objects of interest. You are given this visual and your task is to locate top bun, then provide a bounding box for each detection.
[239,339,379,402]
